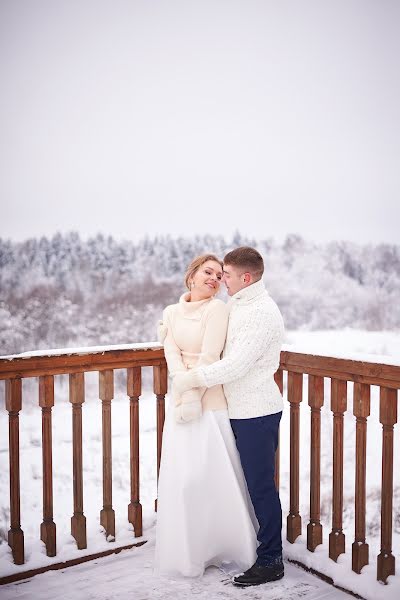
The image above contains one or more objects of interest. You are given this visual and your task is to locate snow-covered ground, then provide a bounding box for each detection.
[0,533,352,600]
[0,329,399,599]
[284,328,400,364]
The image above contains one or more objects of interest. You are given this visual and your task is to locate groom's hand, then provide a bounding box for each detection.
[172,369,203,396]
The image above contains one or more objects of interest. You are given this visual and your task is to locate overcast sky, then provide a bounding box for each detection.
[1,0,399,245]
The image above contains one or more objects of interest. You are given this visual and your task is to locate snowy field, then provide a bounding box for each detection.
[0,329,399,599]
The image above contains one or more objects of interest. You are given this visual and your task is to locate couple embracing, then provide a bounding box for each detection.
[154,246,285,587]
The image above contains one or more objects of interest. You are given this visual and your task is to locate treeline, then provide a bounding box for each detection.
[0,232,399,355]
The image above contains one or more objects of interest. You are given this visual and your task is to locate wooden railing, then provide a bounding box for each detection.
[1,345,399,589]
[0,344,167,583]
[278,350,399,585]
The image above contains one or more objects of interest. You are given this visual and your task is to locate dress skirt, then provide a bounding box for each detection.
[154,407,258,578]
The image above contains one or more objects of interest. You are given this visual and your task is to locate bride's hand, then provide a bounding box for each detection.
[172,370,202,396]
[174,390,202,423]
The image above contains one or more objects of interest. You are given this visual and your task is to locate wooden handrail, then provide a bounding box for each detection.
[280,351,400,388]
[0,345,165,379]
[1,346,399,387]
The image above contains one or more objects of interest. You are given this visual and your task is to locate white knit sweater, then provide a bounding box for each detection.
[196,279,285,419]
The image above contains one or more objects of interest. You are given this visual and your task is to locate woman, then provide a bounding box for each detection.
[154,254,257,578]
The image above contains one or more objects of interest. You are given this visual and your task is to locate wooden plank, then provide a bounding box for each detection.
[0,348,165,380]
[280,352,400,387]
[377,387,397,583]
[277,364,400,390]
[153,364,167,512]
[287,371,303,543]
[352,383,370,573]
[329,379,347,562]
[307,375,324,552]
[39,375,56,557]
[99,370,115,540]
[127,367,143,537]
[69,373,87,550]
[6,379,24,565]
[286,558,364,599]
[2,348,399,388]
[0,541,146,586]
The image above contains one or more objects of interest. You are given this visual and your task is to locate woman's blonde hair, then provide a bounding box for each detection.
[184,254,223,290]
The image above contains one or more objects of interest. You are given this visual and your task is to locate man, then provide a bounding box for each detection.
[173,246,285,587]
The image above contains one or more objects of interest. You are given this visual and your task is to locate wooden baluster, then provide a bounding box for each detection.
[153,363,167,512]
[352,383,370,573]
[99,370,115,539]
[329,378,347,561]
[39,375,56,556]
[307,375,324,552]
[274,369,283,490]
[377,387,397,583]
[127,367,143,537]
[287,371,303,543]
[69,373,87,549]
[6,379,24,564]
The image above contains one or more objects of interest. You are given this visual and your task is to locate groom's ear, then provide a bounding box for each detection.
[243,272,252,285]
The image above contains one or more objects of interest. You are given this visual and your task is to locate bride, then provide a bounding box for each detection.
[154,253,257,578]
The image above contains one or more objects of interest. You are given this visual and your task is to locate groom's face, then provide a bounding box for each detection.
[222,264,247,296]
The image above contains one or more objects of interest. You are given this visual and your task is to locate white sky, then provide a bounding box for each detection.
[0,0,399,245]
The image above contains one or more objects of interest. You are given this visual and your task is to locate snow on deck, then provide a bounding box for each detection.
[0,533,352,600]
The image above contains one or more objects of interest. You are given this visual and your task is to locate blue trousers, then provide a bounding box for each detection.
[230,411,282,566]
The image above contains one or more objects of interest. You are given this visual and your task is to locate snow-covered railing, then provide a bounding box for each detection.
[0,344,399,589]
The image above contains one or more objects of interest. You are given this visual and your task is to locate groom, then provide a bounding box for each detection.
[173,246,285,586]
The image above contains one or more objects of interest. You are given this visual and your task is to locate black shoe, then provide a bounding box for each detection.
[232,561,284,587]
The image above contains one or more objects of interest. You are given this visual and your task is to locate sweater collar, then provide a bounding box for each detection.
[178,292,212,319]
[230,279,267,304]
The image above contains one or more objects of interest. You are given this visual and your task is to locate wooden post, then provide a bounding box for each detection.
[6,379,24,565]
[39,375,56,557]
[99,370,115,540]
[287,371,303,543]
[352,383,370,573]
[127,367,143,537]
[69,373,87,550]
[274,369,283,490]
[329,378,347,562]
[377,387,397,583]
[307,375,324,552]
[153,363,167,512]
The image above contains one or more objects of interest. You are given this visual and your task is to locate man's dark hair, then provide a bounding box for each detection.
[223,246,264,280]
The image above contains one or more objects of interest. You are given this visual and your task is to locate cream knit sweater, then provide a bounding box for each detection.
[196,279,284,419]
[162,293,229,412]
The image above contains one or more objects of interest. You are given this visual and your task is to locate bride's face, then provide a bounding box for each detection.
[191,260,223,299]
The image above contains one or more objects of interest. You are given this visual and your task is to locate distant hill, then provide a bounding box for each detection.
[0,232,399,354]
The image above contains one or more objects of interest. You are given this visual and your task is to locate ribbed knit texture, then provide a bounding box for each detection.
[197,279,284,419]
[162,294,229,412]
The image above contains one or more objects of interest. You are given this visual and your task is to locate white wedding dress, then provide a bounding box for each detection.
[154,405,258,578]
